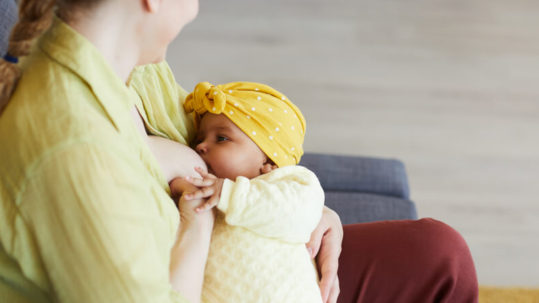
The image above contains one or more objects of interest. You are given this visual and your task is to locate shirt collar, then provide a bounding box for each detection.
[39,17,137,132]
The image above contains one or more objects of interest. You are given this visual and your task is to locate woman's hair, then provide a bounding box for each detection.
[0,0,101,114]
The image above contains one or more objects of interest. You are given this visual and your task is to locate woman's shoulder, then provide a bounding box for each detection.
[14,48,89,106]
[129,61,187,92]
[128,61,190,105]
[128,61,195,145]
[1,53,135,184]
[8,52,112,138]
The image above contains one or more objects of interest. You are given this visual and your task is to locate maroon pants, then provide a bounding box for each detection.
[338,218,478,303]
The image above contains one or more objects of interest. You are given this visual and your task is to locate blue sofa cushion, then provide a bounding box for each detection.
[300,153,410,199]
[325,192,417,225]
[301,153,417,224]
[0,0,17,56]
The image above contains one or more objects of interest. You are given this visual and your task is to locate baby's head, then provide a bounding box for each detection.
[184,82,305,180]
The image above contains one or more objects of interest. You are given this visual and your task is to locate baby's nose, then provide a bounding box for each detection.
[196,142,207,155]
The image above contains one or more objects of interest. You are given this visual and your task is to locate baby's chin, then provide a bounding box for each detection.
[206,165,259,180]
[206,165,225,178]
[206,164,215,176]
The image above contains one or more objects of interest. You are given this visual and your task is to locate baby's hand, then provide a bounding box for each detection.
[169,178,215,232]
[183,167,224,213]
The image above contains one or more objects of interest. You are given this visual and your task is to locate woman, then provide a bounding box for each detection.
[0,0,478,302]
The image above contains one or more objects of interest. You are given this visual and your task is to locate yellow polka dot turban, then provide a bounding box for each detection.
[184,81,306,167]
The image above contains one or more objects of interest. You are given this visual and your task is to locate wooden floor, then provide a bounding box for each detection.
[167,0,539,286]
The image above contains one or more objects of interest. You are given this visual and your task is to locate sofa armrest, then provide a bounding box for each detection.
[300,152,410,199]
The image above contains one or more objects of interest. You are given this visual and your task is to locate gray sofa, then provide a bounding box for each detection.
[0,0,417,225]
[0,0,16,57]
[301,153,417,224]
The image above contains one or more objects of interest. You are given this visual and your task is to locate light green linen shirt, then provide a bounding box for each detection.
[0,18,191,303]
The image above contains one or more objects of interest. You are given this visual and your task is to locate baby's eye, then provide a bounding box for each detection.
[217,136,229,142]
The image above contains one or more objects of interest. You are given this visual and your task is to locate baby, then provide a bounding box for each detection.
[182,81,325,303]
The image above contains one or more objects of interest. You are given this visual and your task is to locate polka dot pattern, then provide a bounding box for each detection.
[184,81,306,167]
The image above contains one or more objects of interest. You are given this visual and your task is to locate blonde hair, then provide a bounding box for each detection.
[0,0,103,114]
[0,0,55,113]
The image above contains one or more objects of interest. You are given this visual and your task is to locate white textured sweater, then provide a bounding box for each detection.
[202,166,325,303]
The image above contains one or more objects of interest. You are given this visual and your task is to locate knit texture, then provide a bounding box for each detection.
[202,166,325,303]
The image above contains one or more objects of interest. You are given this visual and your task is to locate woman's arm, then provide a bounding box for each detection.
[307,206,343,303]
[168,178,215,303]
[169,223,212,303]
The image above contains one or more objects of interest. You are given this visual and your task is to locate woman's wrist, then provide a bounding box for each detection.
[170,212,213,303]
[178,214,214,240]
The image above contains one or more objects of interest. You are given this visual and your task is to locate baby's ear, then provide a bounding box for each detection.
[260,158,278,174]
[260,163,275,174]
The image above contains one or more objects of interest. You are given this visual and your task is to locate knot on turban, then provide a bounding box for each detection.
[184,82,227,115]
[184,81,306,167]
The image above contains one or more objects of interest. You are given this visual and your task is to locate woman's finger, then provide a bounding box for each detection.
[313,207,343,302]
[327,277,340,303]
[318,249,339,302]
[306,221,325,258]
[317,223,342,302]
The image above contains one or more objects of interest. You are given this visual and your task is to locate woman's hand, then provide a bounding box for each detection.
[169,177,214,303]
[307,206,343,303]
[170,177,215,230]
[169,177,194,200]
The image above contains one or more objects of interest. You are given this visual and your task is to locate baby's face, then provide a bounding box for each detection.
[195,113,268,180]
